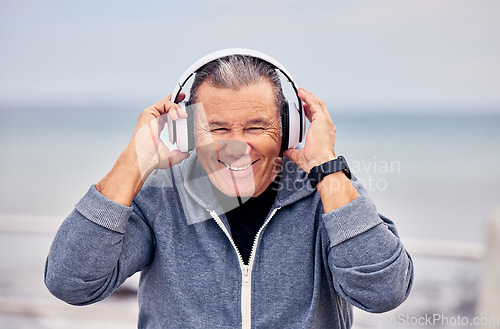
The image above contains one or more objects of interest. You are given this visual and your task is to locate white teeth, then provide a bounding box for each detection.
[221,161,252,171]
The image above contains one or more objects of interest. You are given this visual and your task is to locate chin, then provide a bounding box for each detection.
[210,173,256,197]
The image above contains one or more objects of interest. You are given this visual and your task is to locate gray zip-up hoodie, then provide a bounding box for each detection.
[45,154,413,329]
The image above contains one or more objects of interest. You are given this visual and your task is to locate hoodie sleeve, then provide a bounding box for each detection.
[321,176,414,313]
[44,185,155,306]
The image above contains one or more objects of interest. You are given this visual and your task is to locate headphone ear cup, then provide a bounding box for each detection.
[286,100,301,150]
[186,102,196,152]
[280,101,290,153]
[169,101,196,153]
[167,106,178,145]
[172,102,190,153]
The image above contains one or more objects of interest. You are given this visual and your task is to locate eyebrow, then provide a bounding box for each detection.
[208,120,230,128]
[245,119,272,126]
[207,118,273,128]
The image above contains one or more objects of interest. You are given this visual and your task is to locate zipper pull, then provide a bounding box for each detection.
[242,265,250,285]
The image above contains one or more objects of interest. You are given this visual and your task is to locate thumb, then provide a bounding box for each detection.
[283,148,300,164]
[283,148,310,173]
[158,146,190,169]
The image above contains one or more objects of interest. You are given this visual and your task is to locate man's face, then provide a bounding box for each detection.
[194,79,281,197]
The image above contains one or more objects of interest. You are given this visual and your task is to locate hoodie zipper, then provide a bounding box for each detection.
[208,206,281,329]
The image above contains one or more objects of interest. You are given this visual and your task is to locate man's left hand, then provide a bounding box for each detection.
[283,88,336,173]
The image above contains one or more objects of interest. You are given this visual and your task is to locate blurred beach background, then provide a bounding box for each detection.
[1,1,500,328]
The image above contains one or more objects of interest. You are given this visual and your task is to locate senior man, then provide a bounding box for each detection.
[45,52,413,329]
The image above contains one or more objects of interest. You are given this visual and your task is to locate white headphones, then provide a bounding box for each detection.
[167,48,306,153]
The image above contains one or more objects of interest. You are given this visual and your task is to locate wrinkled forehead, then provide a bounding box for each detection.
[193,85,279,124]
[204,98,276,115]
[196,80,277,110]
[191,101,280,129]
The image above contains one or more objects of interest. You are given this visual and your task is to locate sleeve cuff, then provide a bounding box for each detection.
[75,185,133,234]
[322,195,383,247]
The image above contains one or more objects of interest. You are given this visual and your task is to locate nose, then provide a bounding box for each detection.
[218,139,249,162]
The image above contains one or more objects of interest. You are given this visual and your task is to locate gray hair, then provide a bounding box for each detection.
[189,55,286,116]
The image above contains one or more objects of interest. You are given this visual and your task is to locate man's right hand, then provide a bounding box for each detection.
[131,94,191,177]
[96,94,190,206]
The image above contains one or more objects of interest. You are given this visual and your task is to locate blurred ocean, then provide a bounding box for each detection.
[2,103,499,241]
[1,103,499,328]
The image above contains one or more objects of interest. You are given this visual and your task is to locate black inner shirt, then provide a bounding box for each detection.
[212,175,281,265]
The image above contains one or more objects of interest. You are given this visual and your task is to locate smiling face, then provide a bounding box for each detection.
[194,79,282,197]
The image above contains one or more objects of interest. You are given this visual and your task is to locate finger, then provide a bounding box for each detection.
[147,100,169,116]
[169,103,189,120]
[177,105,188,119]
[147,99,180,117]
[298,88,328,116]
[165,92,186,103]
[168,108,179,121]
[175,92,186,103]
[303,103,313,122]
[298,88,324,110]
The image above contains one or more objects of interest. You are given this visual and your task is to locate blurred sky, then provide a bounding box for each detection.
[1,0,500,112]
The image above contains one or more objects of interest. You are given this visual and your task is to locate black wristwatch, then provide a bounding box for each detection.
[307,156,352,189]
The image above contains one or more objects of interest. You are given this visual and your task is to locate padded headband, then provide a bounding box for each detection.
[170,48,304,143]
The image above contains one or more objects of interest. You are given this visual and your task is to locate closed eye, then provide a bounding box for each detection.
[246,127,265,131]
[211,128,230,133]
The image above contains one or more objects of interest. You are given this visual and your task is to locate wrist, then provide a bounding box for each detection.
[125,141,157,178]
[307,152,336,173]
[317,172,360,212]
[96,146,147,206]
[307,155,351,189]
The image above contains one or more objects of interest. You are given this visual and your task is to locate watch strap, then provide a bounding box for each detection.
[307,156,352,189]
